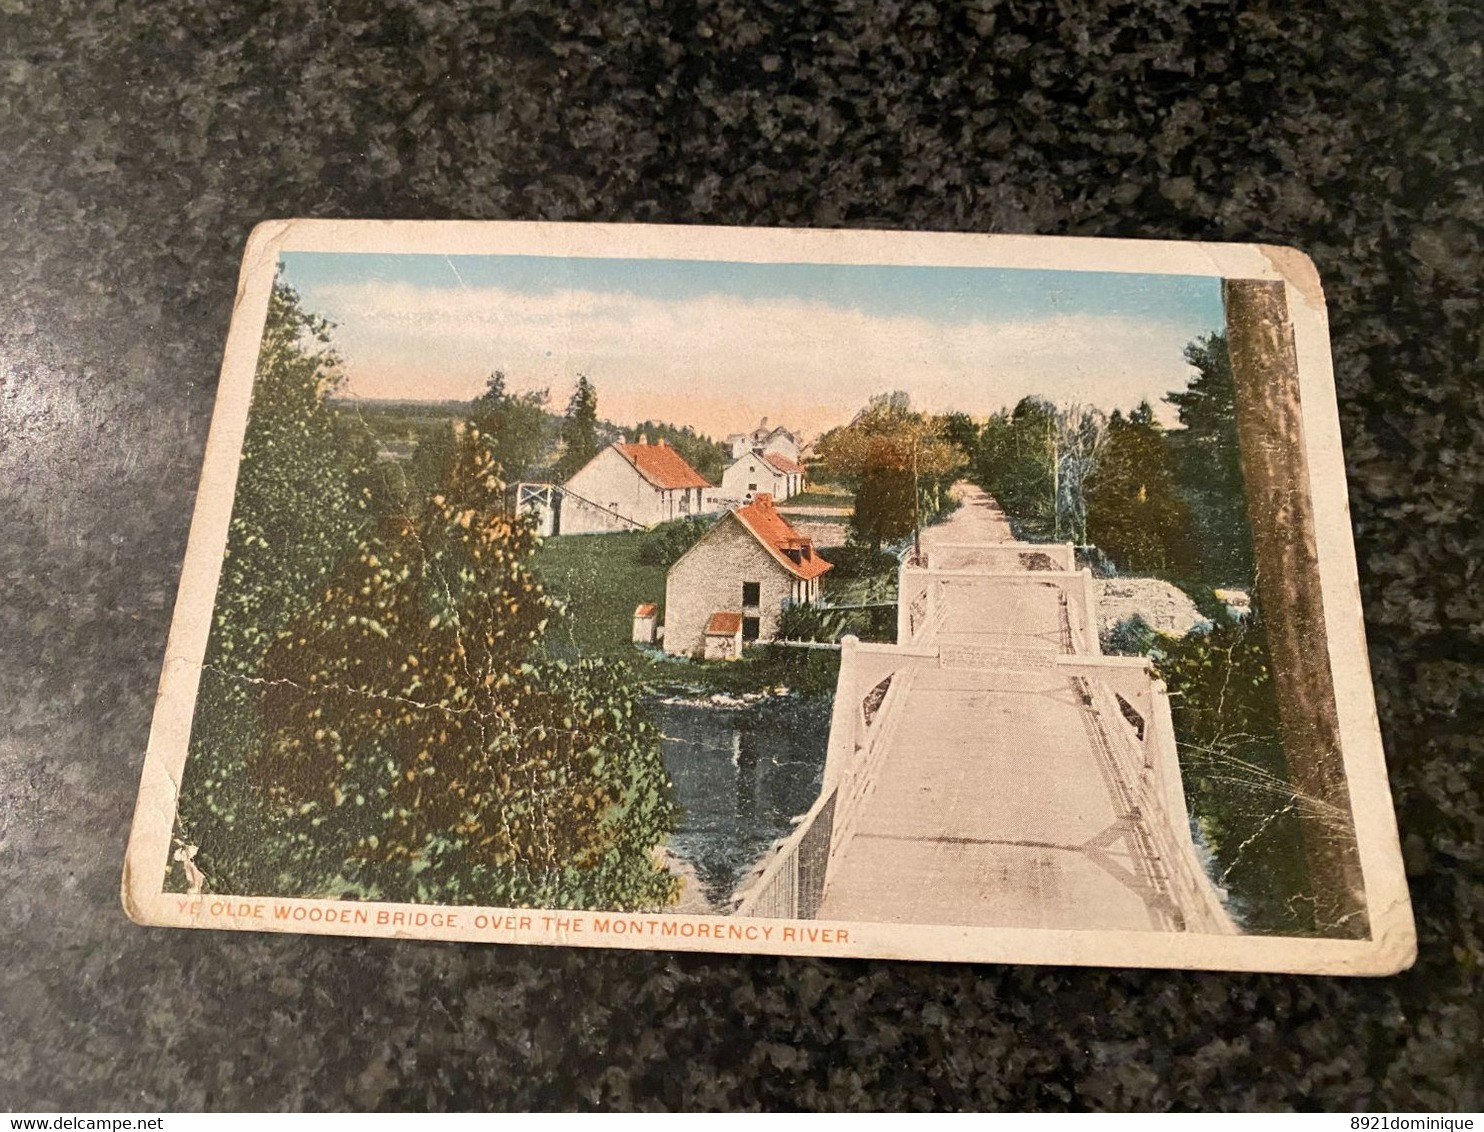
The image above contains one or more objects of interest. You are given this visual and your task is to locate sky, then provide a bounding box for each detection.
[278,251,1226,439]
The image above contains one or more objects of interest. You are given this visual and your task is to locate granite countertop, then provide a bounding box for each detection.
[1,0,1479,1112]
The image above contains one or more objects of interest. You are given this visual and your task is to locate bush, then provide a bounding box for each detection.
[637,516,713,566]
[1152,612,1313,935]
[1103,614,1158,657]
[819,544,898,580]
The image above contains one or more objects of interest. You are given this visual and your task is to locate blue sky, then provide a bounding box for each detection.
[277,251,1225,436]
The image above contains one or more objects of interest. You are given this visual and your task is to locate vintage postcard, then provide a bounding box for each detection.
[123,221,1415,974]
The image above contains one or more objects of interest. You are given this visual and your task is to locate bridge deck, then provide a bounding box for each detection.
[814,485,1182,931]
[816,663,1164,930]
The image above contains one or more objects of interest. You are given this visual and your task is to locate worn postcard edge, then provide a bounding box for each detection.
[122,221,1416,975]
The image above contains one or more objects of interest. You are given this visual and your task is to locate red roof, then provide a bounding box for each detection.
[733,496,833,581]
[615,441,711,490]
[760,451,806,476]
[634,603,657,618]
[705,611,744,635]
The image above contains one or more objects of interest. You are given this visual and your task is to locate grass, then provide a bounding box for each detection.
[531,532,667,666]
[786,489,855,509]
[530,529,846,697]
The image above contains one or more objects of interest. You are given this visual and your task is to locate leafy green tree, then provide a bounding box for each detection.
[555,373,600,482]
[472,370,551,484]
[173,277,375,892]
[1084,402,1199,575]
[1166,332,1255,583]
[817,395,965,551]
[250,424,679,910]
[971,398,1056,538]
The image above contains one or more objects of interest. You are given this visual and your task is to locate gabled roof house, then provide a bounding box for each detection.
[560,437,713,534]
[663,495,832,657]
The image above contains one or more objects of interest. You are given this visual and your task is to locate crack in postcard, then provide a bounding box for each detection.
[123,221,1414,974]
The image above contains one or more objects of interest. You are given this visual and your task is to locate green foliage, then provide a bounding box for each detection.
[1154,613,1313,935]
[1166,332,1255,585]
[1102,614,1159,657]
[970,398,1058,539]
[775,602,852,643]
[851,464,918,549]
[818,394,966,551]
[637,516,714,567]
[174,277,376,893]
[532,531,669,667]
[626,421,729,483]
[818,544,897,581]
[1084,404,1200,575]
[686,645,843,699]
[249,426,678,910]
[472,370,551,484]
[555,374,600,482]
[177,292,677,910]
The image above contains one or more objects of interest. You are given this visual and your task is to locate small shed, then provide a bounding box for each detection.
[632,603,659,645]
[703,611,744,660]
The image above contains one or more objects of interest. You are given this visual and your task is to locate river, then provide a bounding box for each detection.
[645,693,833,905]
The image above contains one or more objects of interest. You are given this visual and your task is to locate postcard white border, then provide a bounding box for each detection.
[123,221,1415,975]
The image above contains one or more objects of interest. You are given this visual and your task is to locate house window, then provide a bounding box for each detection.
[742,616,761,642]
[742,582,760,608]
[748,483,757,492]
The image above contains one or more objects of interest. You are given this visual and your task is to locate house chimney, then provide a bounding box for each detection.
[656,436,667,446]
[637,434,648,445]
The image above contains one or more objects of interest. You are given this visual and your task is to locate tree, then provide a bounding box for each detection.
[817,394,965,551]
[250,423,679,910]
[1052,403,1107,545]
[555,373,600,482]
[471,370,552,486]
[172,276,376,894]
[1084,401,1199,575]
[1165,332,1254,583]
[971,398,1056,538]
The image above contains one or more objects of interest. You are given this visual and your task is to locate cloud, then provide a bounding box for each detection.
[306,280,1211,437]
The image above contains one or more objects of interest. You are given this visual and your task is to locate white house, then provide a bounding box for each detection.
[726,417,800,463]
[715,449,806,506]
[559,438,713,534]
[664,494,832,657]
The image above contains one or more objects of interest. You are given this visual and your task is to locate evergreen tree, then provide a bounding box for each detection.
[1166,332,1255,583]
[971,398,1056,538]
[1084,402,1199,575]
[555,374,600,481]
[251,424,679,909]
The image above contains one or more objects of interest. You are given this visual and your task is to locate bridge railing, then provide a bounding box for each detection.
[901,564,1102,656]
[733,635,935,918]
[730,787,838,919]
[1056,655,1236,934]
[925,541,1076,573]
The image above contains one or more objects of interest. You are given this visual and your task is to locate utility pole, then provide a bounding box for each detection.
[1050,415,1060,541]
[912,437,922,564]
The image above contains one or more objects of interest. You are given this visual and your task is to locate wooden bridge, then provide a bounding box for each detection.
[732,485,1236,935]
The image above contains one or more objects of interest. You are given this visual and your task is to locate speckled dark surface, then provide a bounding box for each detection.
[1,0,1480,1112]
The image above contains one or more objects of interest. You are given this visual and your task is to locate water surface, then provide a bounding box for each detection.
[647,695,832,904]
